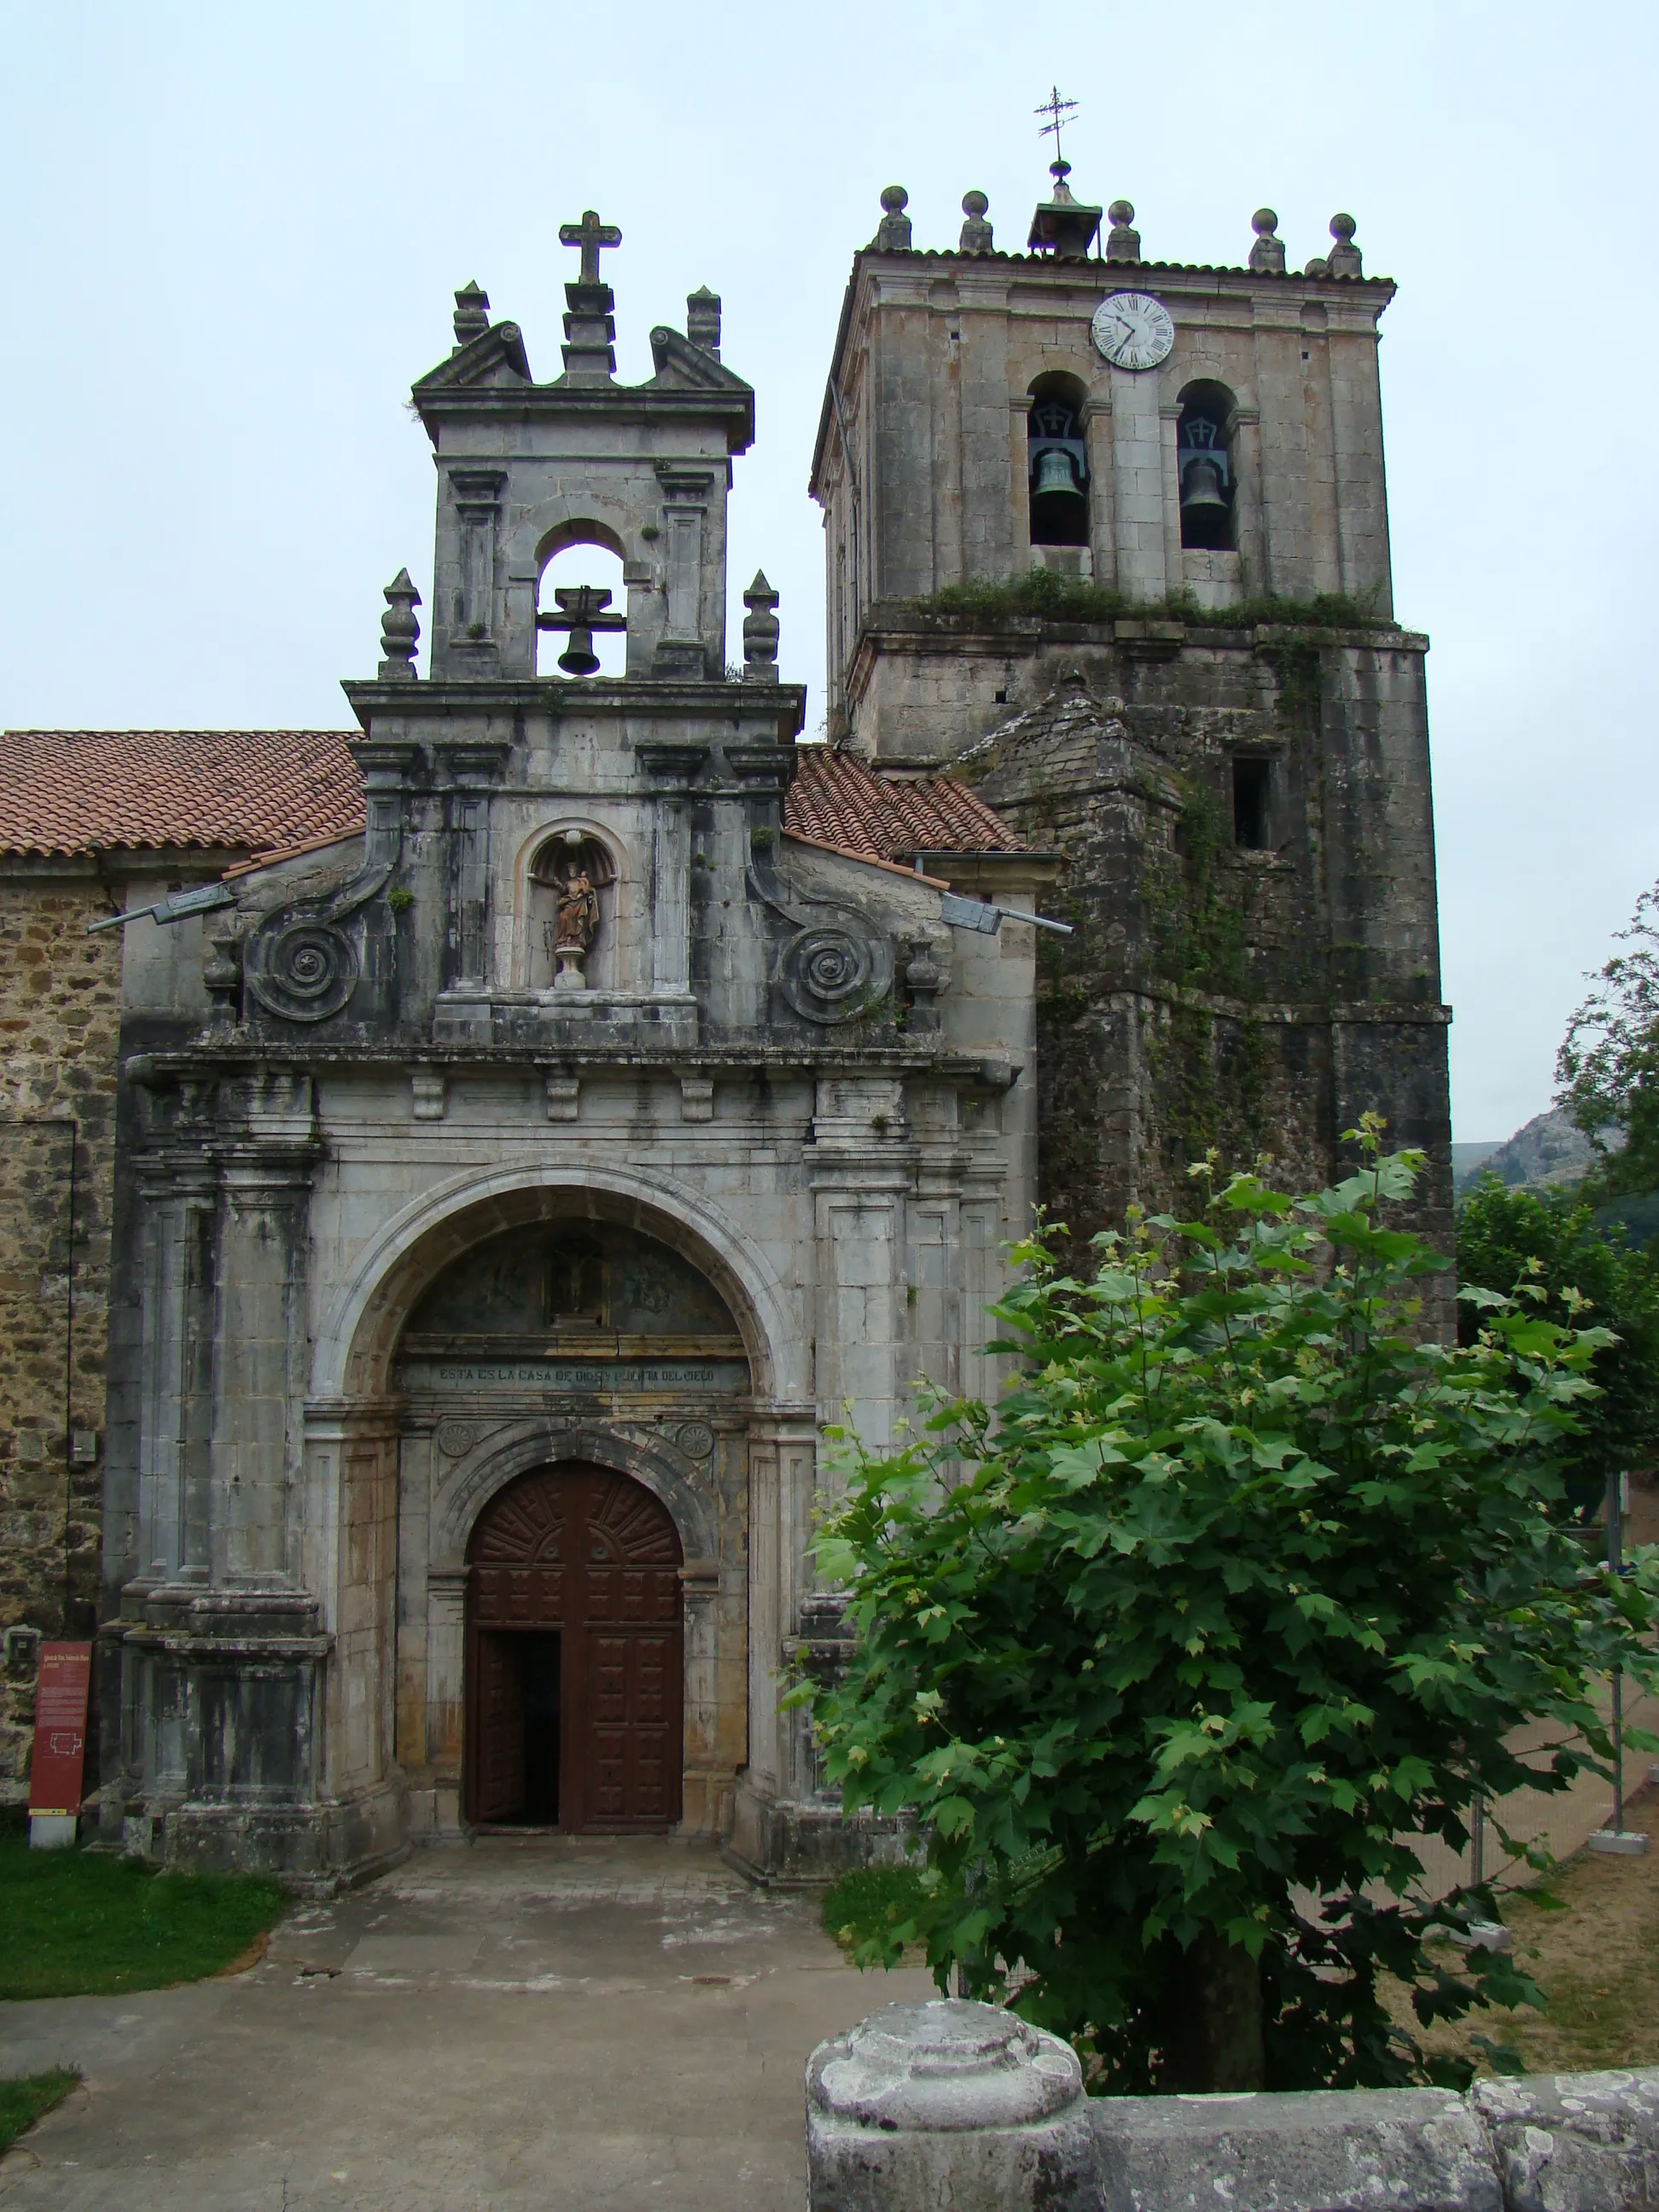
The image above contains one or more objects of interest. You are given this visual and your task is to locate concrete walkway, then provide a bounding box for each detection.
[0,1836,933,2210]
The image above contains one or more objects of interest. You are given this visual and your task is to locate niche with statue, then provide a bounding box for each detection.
[527,830,617,992]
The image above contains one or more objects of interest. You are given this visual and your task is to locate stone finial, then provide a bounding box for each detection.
[1249,208,1285,274]
[686,286,721,356]
[874,185,912,251]
[1304,254,1330,277]
[903,937,946,1032]
[451,280,491,348]
[1326,212,1363,276]
[378,568,421,680]
[742,571,780,684]
[1105,198,1141,263]
[958,190,993,253]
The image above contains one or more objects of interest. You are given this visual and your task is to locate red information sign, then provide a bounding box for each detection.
[27,1642,92,1818]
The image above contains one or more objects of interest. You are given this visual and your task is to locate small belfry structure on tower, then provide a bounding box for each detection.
[94,212,1053,1882]
[810,126,1451,1249]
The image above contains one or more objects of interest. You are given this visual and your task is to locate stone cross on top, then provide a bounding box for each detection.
[559,209,621,285]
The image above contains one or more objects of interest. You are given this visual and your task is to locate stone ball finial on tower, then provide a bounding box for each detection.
[1105,199,1141,264]
[958,190,993,253]
[378,569,422,681]
[451,281,491,349]
[874,185,912,252]
[742,571,780,684]
[1326,212,1363,276]
[1248,208,1285,274]
[686,286,721,357]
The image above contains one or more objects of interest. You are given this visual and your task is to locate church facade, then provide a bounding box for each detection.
[47,171,1448,1885]
[94,218,1051,1883]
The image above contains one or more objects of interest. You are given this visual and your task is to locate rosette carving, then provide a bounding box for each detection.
[244,856,394,1025]
[747,856,894,1027]
[778,923,887,1024]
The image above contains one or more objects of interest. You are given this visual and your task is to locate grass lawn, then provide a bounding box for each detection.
[1403,1783,1659,2077]
[0,2070,79,2154]
[0,1820,287,2002]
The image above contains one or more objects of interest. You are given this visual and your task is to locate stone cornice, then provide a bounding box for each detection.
[341,677,808,741]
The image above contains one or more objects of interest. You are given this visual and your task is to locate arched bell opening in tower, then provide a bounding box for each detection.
[1027,387,1090,548]
[1176,387,1237,552]
[534,537,629,678]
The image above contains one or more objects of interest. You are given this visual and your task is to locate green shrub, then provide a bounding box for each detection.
[1456,1177,1659,1507]
[821,1862,930,1951]
[793,1122,1659,2094]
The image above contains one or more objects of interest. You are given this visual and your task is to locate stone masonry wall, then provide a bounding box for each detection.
[941,620,1452,1254]
[0,870,121,1802]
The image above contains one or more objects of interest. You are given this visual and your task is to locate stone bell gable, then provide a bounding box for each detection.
[411,240,754,685]
[81,213,1051,1885]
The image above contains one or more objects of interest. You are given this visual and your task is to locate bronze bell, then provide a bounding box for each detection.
[1180,455,1228,515]
[557,626,601,677]
[1032,447,1084,501]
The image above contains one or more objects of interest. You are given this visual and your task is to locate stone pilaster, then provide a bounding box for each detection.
[433,740,509,1041]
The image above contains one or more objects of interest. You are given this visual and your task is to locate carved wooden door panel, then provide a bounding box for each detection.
[471,1631,527,1823]
[466,1464,683,1831]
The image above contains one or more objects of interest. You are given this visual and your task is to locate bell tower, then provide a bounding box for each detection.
[810,172,1452,1258]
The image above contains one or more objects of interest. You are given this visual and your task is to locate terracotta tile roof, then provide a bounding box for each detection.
[784,748,1024,861]
[0,730,366,859]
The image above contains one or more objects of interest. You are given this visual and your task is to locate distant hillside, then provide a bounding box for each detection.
[1453,1108,1619,1196]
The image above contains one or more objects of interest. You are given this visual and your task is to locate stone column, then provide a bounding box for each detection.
[652,463,719,677]
[1160,401,1184,596]
[1110,367,1170,602]
[1231,405,1267,597]
[300,1396,404,1796]
[134,1146,218,1586]
[1082,395,1115,588]
[433,740,508,1042]
[210,1097,321,1586]
[741,1406,817,1812]
[1008,395,1033,569]
[808,1075,912,1458]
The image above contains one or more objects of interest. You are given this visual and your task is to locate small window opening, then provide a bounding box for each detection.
[1027,388,1089,547]
[1232,758,1271,850]
[1178,393,1236,552]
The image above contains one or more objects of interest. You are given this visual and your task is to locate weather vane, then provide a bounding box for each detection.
[1035,85,1079,176]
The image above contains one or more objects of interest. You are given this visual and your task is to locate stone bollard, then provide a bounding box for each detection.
[805,1998,1095,2212]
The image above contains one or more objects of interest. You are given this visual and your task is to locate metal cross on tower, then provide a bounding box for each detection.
[1034,85,1079,175]
[558,209,622,284]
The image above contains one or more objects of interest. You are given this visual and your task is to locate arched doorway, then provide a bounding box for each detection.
[465,1464,684,1830]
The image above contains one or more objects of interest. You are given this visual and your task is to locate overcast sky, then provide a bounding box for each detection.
[2,1,1652,1144]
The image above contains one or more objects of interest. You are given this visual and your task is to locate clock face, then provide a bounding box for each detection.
[1091,291,1174,371]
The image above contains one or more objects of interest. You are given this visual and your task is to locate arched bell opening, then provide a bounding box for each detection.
[1027,372,1091,548]
[463,1462,684,1831]
[1177,381,1237,552]
[536,528,627,678]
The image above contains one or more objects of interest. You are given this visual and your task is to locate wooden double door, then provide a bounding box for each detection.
[464,1464,683,1831]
